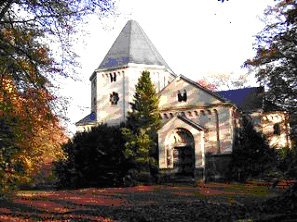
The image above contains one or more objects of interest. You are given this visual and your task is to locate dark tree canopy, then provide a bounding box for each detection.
[55,124,130,188]
[0,0,115,195]
[244,0,297,140]
[228,115,275,182]
[0,0,115,93]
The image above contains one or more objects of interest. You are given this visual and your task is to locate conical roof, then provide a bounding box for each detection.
[96,20,174,73]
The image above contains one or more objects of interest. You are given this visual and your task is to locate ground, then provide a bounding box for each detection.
[0,180,295,222]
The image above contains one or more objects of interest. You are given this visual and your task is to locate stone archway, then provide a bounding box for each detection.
[166,128,195,176]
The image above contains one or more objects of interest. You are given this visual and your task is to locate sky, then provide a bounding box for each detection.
[62,0,276,135]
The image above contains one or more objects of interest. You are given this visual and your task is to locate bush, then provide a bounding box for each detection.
[228,115,277,182]
[275,147,297,178]
[54,124,134,189]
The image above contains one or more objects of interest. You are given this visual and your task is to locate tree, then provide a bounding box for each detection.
[242,1,297,206]
[0,0,115,194]
[127,71,161,132]
[243,0,297,142]
[0,74,68,193]
[0,0,115,110]
[199,73,248,91]
[122,71,161,182]
[196,79,217,91]
[228,115,276,182]
[55,124,130,188]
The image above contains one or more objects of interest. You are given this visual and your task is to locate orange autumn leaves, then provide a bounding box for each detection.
[0,27,68,182]
[0,75,67,177]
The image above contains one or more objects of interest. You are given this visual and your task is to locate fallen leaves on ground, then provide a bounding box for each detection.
[0,181,295,222]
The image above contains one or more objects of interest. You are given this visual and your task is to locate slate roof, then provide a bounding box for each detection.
[96,20,174,73]
[75,112,96,126]
[216,87,282,112]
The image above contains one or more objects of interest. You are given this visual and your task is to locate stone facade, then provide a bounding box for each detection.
[251,111,291,149]
[91,65,175,126]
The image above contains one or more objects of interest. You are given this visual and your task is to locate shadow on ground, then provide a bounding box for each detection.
[0,180,295,222]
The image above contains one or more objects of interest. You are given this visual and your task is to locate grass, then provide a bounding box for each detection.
[0,180,295,222]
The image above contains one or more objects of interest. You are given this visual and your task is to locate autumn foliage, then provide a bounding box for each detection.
[0,74,68,192]
[196,79,217,91]
[0,26,68,194]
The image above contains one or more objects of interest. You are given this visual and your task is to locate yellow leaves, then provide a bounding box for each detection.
[0,74,68,179]
[0,75,22,116]
[0,75,16,94]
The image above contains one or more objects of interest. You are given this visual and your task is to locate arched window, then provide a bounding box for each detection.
[177,90,182,102]
[274,123,281,135]
[188,112,192,117]
[164,113,168,120]
[113,72,117,82]
[169,113,174,118]
[177,90,187,102]
[194,111,198,116]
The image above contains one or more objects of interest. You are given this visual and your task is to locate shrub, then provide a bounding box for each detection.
[228,115,277,182]
[54,124,134,189]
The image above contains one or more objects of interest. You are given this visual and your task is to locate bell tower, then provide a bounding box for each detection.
[77,20,176,130]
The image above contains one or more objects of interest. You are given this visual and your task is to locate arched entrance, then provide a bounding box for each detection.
[166,128,195,176]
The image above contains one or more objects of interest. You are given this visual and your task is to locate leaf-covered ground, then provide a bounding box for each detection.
[0,180,295,222]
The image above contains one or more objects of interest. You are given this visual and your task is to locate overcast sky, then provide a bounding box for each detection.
[63,0,276,134]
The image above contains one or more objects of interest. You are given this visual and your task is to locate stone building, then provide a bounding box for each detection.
[76,20,291,180]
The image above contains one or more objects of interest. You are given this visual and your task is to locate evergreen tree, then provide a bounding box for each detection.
[228,115,276,182]
[122,71,161,182]
[127,71,161,132]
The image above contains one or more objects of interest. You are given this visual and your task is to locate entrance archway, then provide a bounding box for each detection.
[166,128,195,176]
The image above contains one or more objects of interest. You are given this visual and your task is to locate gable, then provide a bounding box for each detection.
[158,115,205,134]
[158,76,226,110]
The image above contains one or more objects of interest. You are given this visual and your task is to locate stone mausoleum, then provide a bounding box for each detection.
[76,20,291,180]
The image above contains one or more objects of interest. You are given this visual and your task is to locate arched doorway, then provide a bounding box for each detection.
[166,128,195,176]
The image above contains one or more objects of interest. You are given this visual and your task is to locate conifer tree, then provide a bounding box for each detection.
[127,71,161,132]
[122,71,161,181]
[228,115,276,182]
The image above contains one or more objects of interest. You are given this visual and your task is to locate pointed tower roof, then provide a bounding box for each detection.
[96,20,174,73]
